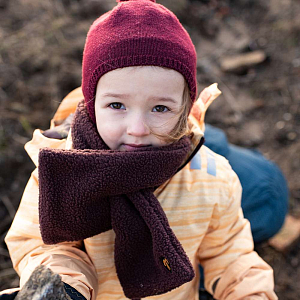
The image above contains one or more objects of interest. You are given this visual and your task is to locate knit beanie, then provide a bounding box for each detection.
[82,0,197,122]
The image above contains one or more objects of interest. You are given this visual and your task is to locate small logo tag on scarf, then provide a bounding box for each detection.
[161,257,171,272]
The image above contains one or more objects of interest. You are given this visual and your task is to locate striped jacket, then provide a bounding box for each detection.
[4,86,277,300]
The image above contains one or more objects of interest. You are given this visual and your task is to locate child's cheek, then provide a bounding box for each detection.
[98,122,124,150]
[151,115,180,136]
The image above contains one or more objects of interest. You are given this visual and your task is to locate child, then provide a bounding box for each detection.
[2,0,277,299]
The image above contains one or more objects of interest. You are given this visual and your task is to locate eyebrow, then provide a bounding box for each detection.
[149,97,177,104]
[101,93,130,99]
[101,93,178,104]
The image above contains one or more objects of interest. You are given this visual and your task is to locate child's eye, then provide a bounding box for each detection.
[109,102,125,110]
[153,105,169,113]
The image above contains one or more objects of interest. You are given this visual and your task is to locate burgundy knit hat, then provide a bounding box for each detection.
[82,0,197,122]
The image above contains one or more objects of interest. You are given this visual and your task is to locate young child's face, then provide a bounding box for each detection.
[95,66,185,151]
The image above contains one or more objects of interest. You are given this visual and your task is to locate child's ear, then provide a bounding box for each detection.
[190,83,221,130]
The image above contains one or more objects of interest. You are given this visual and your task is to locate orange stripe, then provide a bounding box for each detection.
[11,229,41,239]
[169,217,211,226]
[166,178,229,185]
[96,265,116,274]
[97,290,124,296]
[85,239,114,247]
[98,275,119,285]
[87,248,114,256]
[162,203,226,210]
[159,189,227,198]
[178,233,205,241]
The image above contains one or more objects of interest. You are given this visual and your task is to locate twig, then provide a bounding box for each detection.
[1,196,16,220]
[198,60,243,119]
[211,73,243,119]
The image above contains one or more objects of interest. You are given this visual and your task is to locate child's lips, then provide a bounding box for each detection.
[122,144,151,151]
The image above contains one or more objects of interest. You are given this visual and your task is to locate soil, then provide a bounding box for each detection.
[0,0,300,298]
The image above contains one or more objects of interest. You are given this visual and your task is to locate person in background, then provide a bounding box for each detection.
[199,125,289,299]
[204,124,288,243]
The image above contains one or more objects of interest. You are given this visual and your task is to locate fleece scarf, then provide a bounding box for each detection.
[38,100,196,299]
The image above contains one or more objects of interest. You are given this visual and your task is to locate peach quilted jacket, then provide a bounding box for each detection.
[3,85,277,300]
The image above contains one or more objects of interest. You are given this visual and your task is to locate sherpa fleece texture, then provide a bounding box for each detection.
[38,100,195,299]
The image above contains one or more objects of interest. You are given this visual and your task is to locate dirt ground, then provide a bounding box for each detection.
[0,0,300,298]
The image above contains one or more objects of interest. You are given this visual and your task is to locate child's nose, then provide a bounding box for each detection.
[127,115,150,137]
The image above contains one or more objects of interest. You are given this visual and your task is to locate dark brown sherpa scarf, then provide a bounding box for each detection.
[38,100,196,299]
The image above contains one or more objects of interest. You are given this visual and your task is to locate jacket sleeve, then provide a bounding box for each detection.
[197,166,277,300]
[5,168,98,300]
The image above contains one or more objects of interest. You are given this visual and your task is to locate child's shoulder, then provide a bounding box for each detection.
[189,144,236,183]
[188,145,241,202]
[166,145,241,210]
[190,145,241,207]
[24,129,67,167]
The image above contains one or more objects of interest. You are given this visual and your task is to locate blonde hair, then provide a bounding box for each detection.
[151,80,193,143]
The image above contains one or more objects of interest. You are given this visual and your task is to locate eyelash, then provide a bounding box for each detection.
[109,102,125,110]
[108,102,170,113]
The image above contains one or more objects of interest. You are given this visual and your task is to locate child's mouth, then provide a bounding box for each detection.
[122,144,151,151]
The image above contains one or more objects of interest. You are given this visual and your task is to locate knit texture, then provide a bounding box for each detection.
[38,100,196,299]
[82,0,197,122]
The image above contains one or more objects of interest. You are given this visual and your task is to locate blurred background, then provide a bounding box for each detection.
[0,0,300,298]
